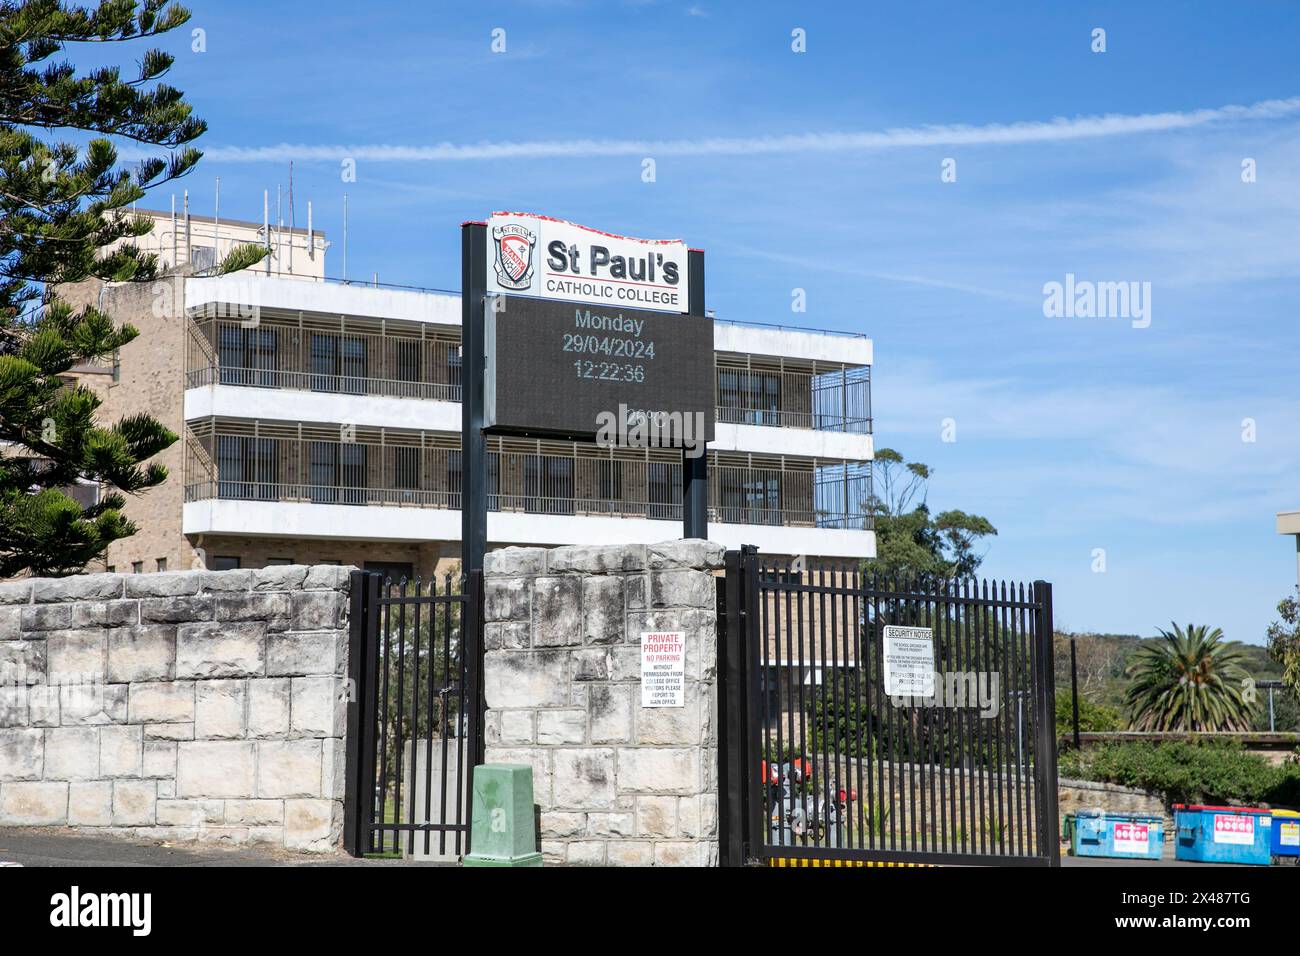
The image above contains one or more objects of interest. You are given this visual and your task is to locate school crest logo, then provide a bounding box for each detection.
[491,222,537,290]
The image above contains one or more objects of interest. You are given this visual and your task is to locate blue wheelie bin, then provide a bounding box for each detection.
[1173,805,1273,865]
[1069,809,1164,860]
[1271,809,1300,861]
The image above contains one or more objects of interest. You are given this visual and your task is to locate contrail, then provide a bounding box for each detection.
[160,96,1300,164]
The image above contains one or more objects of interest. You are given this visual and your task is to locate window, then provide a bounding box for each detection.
[340,337,367,393]
[717,368,780,426]
[218,326,278,387]
[393,446,420,490]
[131,561,143,574]
[340,443,367,504]
[310,333,338,392]
[719,469,781,525]
[446,345,462,394]
[65,481,100,510]
[106,565,115,574]
[320,559,341,566]
[524,456,573,515]
[265,558,293,566]
[310,334,368,394]
[309,441,335,503]
[647,461,680,521]
[212,556,241,571]
[394,339,421,385]
[217,435,278,500]
[597,459,621,509]
[309,441,368,505]
[447,450,461,505]
[155,558,167,572]
[190,244,217,271]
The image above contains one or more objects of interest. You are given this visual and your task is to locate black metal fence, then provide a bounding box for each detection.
[343,570,483,858]
[718,547,1060,867]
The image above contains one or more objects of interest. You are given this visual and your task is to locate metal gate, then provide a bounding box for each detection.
[718,546,1060,867]
[343,570,484,858]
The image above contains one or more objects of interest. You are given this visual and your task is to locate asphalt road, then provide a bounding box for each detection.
[1061,843,1254,867]
[0,827,446,867]
[0,827,1284,868]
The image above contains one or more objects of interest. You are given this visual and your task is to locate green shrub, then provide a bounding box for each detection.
[1060,739,1300,808]
[1055,695,1122,737]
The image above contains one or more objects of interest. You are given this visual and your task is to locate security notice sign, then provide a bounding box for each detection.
[486,212,690,313]
[641,631,686,707]
[882,625,935,697]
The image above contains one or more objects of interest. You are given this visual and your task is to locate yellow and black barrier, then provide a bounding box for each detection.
[767,856,935,868]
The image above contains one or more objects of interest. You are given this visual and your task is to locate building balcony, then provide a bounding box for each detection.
[185,314,872,437]
[180,420,875,558]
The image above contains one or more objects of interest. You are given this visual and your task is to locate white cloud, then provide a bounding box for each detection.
[874,356,1300,527]
[171,96,1300,164]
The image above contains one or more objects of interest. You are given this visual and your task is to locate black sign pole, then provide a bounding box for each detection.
[682,247,708,540]
[460,220,488,637]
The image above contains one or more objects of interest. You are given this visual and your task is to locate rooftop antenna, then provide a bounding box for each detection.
[183,190,190,267]
[263,189,271,276]
[287,162,295,274]
[170,194,177,270]
[214,176,221,267]
[343,193,349,282]
[276,184,283,276]
[307,200,314,262]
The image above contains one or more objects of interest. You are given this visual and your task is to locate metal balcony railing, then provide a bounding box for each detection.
[186,316,872,434]
[184,364,460,402]
[183,425,872,532]
[182,478,870,530]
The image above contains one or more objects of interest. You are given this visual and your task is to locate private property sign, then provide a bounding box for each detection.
[882,625,936,697]
[486,212,690,313]
[640,631,686,707]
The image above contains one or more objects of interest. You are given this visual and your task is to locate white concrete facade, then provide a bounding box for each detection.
[183,275,875,561]
[182,499,875,559]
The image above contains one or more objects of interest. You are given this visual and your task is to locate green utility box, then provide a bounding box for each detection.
[462,764,543,867]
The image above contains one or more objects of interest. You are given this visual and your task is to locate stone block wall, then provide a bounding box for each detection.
[482,540,723,867]
[0,565,352,852]
[1058,778,1171,831]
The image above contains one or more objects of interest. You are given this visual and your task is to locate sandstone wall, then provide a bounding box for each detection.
[1058,777,1170,830]
[482,540,722,866]
[0,565,352,851]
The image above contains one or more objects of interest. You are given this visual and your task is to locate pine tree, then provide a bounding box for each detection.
[0,1,265,577]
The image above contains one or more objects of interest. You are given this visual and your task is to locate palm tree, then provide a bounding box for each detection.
[1125,623,1256,731]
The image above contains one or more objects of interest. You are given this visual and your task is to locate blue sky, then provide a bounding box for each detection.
[123,1,1299,642]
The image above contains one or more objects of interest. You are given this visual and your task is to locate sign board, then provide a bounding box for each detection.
[640,631,686,707]
[486,212,689,313]
[1280,821,1300,847]
[485,295,715,440]
[1112,822,1150,854]
[1212,813,1255,845]
[882,625,935,697]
